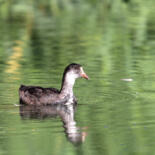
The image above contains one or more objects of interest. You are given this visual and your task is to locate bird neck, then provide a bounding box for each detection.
[60,73,76,97]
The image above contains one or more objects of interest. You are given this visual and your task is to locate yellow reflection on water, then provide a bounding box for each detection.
[5,40,23,80]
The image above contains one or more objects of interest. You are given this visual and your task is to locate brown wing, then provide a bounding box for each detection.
[19,85,60,105]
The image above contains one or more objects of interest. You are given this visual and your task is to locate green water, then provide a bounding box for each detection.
[0,0,155,155]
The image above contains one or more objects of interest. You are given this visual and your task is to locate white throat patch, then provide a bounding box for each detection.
[66,71,77,86]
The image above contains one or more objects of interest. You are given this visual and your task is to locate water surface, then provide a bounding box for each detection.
[0,0,155,155]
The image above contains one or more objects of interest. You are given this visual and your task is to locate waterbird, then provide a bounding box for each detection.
[19,63,89,105]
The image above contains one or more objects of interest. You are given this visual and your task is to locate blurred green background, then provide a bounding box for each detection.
[0,0,155,155]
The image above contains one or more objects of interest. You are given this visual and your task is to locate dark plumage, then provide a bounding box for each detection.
[19,63,89,105]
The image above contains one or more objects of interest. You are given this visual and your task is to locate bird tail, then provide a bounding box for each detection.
[19,84,26,91]
[19,85,27,104]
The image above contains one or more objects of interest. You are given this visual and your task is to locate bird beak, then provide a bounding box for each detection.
[81,73,89,80]
[80,67,89,80]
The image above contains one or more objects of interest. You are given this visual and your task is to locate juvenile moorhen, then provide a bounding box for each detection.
[19,63,89,105]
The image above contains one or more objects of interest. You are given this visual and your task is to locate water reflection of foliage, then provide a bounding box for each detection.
[0,0,154,69]
[0,1,155,154]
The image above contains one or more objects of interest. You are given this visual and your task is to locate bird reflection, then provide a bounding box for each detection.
[19,103,87,145]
